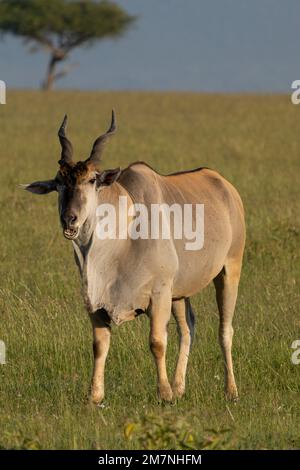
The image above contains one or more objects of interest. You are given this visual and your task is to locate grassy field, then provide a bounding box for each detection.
[0,91,299,449]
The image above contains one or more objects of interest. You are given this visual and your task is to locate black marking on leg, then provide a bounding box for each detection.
[185,298,196,347]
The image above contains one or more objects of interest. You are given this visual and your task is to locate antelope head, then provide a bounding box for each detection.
[24,110,121,240]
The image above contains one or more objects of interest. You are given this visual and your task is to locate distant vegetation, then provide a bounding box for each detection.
[0,0,135,90]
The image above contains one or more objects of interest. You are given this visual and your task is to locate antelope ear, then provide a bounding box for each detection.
[96,168,121,187]
[21,180,57,195]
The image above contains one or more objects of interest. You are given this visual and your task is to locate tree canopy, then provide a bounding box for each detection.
[0,0,136,89]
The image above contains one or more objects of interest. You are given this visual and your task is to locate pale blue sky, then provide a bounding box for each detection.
[0,0,299,92]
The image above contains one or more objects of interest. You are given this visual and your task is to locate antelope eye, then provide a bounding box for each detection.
[89,178,96,185]
[55,178,65,189]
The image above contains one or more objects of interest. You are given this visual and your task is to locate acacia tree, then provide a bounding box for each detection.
[0,0,135,90]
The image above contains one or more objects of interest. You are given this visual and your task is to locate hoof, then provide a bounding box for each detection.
[225,387,239,402]
[158,383,173,402]
[89,396,104,406]
[89,389,104,405]
[172,382,185,398]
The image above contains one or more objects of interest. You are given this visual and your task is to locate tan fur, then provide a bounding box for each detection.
[73,162,245,403]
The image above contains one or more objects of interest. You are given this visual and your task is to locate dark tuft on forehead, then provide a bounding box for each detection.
[59,161,97,184]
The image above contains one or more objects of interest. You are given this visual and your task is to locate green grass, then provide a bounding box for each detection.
[0,91,299,449]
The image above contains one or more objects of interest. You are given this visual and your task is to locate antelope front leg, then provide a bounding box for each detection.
[149,290,173,402]
[89,309,111,404]
[172,298,194,398]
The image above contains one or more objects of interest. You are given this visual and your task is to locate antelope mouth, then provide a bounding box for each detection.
[63,227,79,240]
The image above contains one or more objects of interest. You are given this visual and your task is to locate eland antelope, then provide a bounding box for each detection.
[24,111,245,403]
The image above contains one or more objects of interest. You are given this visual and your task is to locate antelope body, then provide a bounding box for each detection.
[25,111,245,403]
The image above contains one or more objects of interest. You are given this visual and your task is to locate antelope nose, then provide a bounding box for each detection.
[63,212,78,227]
